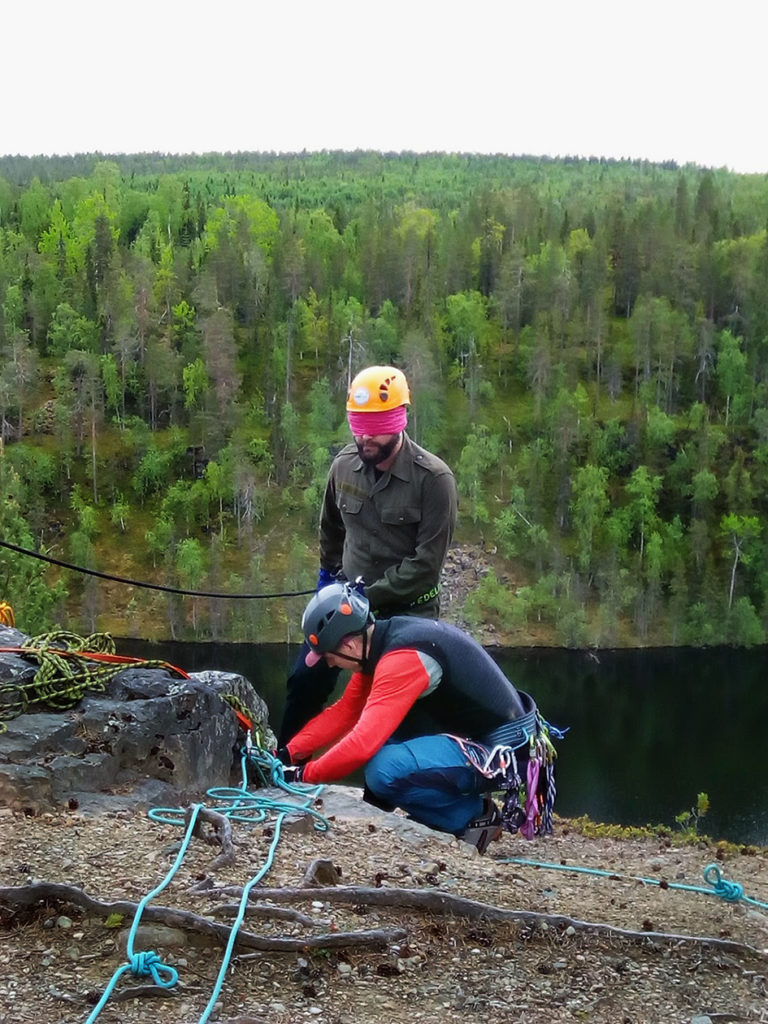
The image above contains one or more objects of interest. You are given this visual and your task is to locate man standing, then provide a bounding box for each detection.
[277,582,556,854]
[278,365,457,745]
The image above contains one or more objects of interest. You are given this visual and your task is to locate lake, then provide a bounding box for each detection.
[116,638,768,847]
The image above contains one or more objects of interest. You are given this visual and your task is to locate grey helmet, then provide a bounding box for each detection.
[302,582,372,665]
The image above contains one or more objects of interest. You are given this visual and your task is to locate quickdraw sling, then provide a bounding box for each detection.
[449,692,563,839]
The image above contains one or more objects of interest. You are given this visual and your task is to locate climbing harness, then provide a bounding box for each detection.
[449,693,565,840]
[500,857,768,911]
[86,738,329,1024]
[0,630,188,732]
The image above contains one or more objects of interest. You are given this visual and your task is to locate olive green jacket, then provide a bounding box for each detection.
[319,433,458,616]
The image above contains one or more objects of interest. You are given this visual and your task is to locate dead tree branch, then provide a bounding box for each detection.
[0,882,405,952]
[210,883,768,961]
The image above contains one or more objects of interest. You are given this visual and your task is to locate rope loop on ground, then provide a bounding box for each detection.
[703,863,745,902]
[129,950,179,987]
[503,857,768,910]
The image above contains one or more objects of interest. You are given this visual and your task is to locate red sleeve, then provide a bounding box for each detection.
[287,672,372,763]
[300,649,431,783]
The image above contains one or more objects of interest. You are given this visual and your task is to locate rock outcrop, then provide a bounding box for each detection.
[0,625,275,815]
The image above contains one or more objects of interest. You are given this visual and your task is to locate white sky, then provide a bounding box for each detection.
[3,0,767,173]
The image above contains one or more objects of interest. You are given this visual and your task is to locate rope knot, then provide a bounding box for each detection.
[129,950,179,988]
[703,863,744,903]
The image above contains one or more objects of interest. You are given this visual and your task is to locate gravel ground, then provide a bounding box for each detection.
[1,788,768,1024]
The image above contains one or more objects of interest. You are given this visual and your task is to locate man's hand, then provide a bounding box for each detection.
[273,747,305,784]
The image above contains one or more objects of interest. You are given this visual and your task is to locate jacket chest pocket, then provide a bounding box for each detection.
[380,505,422,525]
[339,496,363,516]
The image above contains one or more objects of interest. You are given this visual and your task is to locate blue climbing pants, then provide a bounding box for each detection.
[364,735,496,835]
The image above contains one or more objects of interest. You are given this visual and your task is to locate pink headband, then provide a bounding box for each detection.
[347,407,408,435]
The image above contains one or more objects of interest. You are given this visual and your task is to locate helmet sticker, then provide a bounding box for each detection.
[352,386,370,406]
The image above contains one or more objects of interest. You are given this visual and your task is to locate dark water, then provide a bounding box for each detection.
[116,639,768,847]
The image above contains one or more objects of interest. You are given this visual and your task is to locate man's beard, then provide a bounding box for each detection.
[355,434,400,466]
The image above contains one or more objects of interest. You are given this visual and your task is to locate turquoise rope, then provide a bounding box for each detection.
[197,808,286,1023]
[148,746,329,832]
[84,747,329,1023]
[83,803,203,1024]
[502,857,768,909]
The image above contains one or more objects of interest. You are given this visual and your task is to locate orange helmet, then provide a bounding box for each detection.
[346,366,411,413]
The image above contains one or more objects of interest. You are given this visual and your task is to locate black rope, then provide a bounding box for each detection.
[0,539,314,600]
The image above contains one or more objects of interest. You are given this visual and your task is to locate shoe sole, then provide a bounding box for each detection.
[460,822,502,855]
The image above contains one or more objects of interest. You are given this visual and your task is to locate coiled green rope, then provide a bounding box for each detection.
[0,630,186,730]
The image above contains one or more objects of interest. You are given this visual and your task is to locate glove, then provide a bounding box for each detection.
[282,764,304,784]
[316,567,338,591]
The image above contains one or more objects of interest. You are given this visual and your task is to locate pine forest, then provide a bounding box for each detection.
[1,149,768,648]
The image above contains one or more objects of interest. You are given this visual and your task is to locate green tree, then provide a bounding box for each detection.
[183,357,209,412]
[0,456,66,633]
[456,425,502,524]
[145,336,181,431]
[204,458,231,540]
[18,178,51,241]
[307,377,338,446]
[570,464,609,576]
[101,353,122,425]
[715,328,748,426]
[176,537,206,632]
[47,302,99,357]
[725,596,764,646]
[444,290,488,367]
[464,569,523,633]
[145,515,174,568]
[0,329,39,438]
[133,444,174,500]
[110,493,130,532]
[624,465,662,566]
[719,513,760,609]
[494,485,550,574]
[69,487,100,630]
[172,299,198,362]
